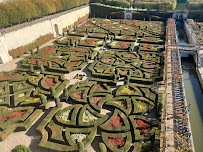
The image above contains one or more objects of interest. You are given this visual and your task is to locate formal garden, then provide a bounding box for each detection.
[0,18,165,151]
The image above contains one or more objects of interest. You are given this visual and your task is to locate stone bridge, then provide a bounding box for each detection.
[178,44,199,54]
[173,10,189,19]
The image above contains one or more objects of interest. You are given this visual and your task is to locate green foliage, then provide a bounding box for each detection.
[11,144,31,152]
[187,1,203,10]
[0,0,90,28]
[78,142,85,152]
[40,94,47,104]
[98,143,107,152]
[132,1,176,10]
[9,34,53,59]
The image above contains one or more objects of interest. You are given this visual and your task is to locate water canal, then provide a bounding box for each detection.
[176,21,203,152]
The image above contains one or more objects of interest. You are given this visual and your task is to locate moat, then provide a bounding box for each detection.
[176,20,203,152]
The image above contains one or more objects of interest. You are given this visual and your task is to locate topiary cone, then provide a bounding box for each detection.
[78,142,84,152]
[55,97,61,107]
[63,88,68,97]
[40,65,45,73]
[30,49,34,55]
[98,143,107,152]
[36,60,41,68]
[48,61,51,68]
[50,86,56,97]
[30,64,35,73]
[40,94,47,104]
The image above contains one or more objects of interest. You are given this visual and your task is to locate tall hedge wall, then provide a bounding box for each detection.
[132,0,176,10]
[90,0,131,8]
[0,0,90,28]
[186,0,203,10]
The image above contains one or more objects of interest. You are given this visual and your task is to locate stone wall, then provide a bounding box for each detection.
[197,67,203,90]
[0,4,90,64]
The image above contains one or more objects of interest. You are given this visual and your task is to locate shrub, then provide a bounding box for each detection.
[0,0,90,28]
[9,34,54,59]
[11,145,31,152]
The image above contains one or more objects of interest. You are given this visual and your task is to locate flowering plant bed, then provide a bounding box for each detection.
[0,69,29,82]
[0,107,43,141]
[79,38,105,47]
[69,31,87,37]
[0,18,164,151]
[139,43,162,52]
[37,79,162,151]
[88,50,163,83]
[56,36,81,46]
[108,41,132,50]
[114,35,137,42]
[88,33,107,39]
[140,37,162,44]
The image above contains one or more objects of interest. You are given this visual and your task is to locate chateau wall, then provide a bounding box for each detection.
[0,4,90,64]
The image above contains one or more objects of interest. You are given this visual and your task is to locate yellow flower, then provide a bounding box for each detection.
[111,100,126,108]
[121,86,135,95]
[138,101,148,111]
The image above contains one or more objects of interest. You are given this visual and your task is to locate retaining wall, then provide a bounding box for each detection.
[0,4,90,64]
[196,68,203,90]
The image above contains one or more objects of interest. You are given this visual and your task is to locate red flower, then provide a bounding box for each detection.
[108,137,125,148]
[45,78,56,87]
[135,119,151,134]
[54,59,63,63]
[30,60,47,65]
[88,39,97,42]
[1,73,20,79]
[0,111,26,122]
[125,54,136,58]
[96,85,105,90]
[119,69,128,75]
[41,47,55,54]
[108,115,124,127]
[103,59,112,63]
[71,37,77,39]
[92,96,104,105]
[74,56,84,61]
[67,61,78,66]
[73,90,84,99]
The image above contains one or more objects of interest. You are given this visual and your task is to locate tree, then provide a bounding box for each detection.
[11,145,31,152]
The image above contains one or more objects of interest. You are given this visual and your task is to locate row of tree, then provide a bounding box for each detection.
[0,0,90,28]
[90,0,177,10]
[90,0,131,8]
[186,1,203,10]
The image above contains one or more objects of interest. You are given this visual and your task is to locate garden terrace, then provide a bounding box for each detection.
[0,18,165,152]
[0,68,69,141]
[37,79,162,151]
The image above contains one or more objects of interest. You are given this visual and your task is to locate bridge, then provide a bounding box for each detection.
[178,44,199,54]
[172,10,189,19]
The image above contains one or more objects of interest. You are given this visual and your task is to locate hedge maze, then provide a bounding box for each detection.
[0,18,165,151]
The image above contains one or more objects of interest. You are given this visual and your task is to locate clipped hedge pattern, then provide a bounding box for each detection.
[36,80,162,151]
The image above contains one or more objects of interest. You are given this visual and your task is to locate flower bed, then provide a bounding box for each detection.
[40,47,55,54]
[108,137,126,148]
[108,115,124,127]
[1,73,20,79]
[135,119,151,134]
[0,111,26,122]
[45,78,56,87]
[92,96,104,105]
[73,90,84,99]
